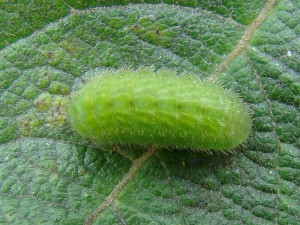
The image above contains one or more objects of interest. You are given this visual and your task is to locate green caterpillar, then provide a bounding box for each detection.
[68,68,251,151]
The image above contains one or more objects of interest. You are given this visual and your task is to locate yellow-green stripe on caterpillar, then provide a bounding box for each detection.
[68,68,251,151]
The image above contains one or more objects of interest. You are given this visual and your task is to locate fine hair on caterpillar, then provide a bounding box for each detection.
[68,68,252,151]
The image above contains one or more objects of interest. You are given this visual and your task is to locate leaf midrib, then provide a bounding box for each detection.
[85,0,279,224]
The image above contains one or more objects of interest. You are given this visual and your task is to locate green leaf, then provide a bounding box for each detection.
[1,0,300,224]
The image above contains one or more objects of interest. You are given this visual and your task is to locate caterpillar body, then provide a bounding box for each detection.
[68,68,251,151]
